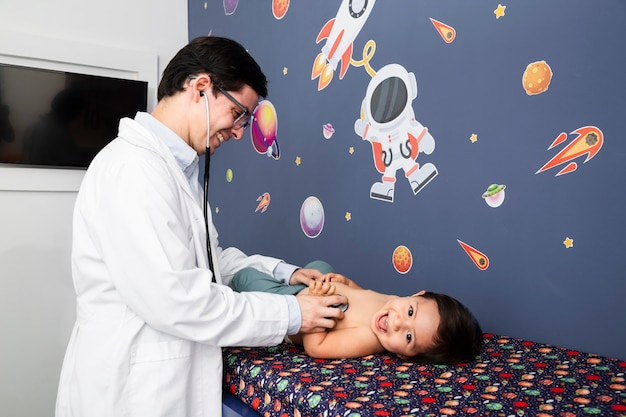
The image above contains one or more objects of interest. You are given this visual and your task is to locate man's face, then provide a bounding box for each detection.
[206,84,258,155]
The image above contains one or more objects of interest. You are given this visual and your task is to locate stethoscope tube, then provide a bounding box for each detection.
[201,91,215,278]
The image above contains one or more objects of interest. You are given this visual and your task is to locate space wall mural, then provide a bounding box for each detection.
[189,1,626,360]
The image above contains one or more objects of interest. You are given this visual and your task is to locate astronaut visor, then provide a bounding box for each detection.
[371,76,408,124]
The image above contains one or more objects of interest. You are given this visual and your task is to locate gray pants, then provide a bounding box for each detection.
[230,260,334,295]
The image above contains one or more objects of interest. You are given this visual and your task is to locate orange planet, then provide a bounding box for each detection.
[522,60,553,95]
[272,0,289,19]
[392,245,413,274]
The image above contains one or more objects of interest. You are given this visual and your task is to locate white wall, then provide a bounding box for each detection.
[0,1,188,415]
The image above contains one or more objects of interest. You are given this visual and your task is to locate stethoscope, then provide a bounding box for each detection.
[199,87,279,278]
[200,89,215,277]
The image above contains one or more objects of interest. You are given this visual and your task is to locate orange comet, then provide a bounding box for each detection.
[457,240,489,270]
[255,192,271,213]
[430,18,456,43]
[536,126,603,176]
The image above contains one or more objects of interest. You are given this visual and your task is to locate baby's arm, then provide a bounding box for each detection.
[302,327,383,358]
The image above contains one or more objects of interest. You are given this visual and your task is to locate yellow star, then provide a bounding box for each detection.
[283,67,288,75]
[349,147,354,154]
[563,237,573,248]
[295,156,301,166]
[470,133,478,143]
[215,207,219,214]
[494,4,506,19]
[345,212,351,221]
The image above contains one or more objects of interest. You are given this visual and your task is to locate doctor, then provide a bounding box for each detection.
[55,36,347,417]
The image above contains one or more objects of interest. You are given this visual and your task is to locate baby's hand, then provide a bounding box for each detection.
[318,272,362,289]
[308,279,336,296]
[320,273,350,285]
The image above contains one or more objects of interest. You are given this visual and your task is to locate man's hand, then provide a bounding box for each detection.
[289,267,324,286]
[296,293,348,334]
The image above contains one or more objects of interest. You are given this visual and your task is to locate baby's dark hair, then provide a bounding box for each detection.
[409,291,483,365]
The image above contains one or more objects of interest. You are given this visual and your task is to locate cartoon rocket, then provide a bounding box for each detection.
[255,192,271,213]
[311,0,377,90]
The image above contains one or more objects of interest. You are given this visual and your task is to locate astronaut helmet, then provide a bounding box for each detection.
[363,63,417,129]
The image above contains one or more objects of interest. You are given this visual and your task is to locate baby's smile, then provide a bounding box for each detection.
[375,313,389,333]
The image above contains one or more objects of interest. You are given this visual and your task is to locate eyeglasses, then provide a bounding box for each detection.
[214,85,252,129]
[188,75,252,129]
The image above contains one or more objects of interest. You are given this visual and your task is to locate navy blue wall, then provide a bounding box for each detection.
[189,1,626,360]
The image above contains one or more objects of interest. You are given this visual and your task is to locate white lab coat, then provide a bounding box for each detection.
[56,118,289,417]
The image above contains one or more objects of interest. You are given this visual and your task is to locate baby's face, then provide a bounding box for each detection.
[370,291,440,359]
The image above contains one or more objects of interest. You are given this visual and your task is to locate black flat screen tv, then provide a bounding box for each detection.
[0,63,148,169]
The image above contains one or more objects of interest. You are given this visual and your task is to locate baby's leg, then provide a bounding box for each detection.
[231,261,335,295]
[304,260,334,274]
[231,267,305,295]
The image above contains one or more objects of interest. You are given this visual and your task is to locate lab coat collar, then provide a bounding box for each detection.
[116,117,203,206]
[133,111,200,184]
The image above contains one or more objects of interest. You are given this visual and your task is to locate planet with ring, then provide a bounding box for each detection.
[482,184,506,208]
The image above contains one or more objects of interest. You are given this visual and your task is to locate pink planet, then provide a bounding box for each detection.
[251,100,279,159]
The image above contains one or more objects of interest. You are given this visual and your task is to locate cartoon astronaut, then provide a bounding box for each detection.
[354,64,438,202]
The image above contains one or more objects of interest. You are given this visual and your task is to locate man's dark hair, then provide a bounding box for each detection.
[157,36,268,101]
[409,291,483,365]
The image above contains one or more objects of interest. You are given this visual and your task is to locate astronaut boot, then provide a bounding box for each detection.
[407,163,438,195]
[370,180,395,202]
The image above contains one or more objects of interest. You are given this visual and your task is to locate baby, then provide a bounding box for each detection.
[231,264,483,364]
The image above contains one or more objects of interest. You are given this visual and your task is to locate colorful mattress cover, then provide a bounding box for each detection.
[223,334,626,417]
